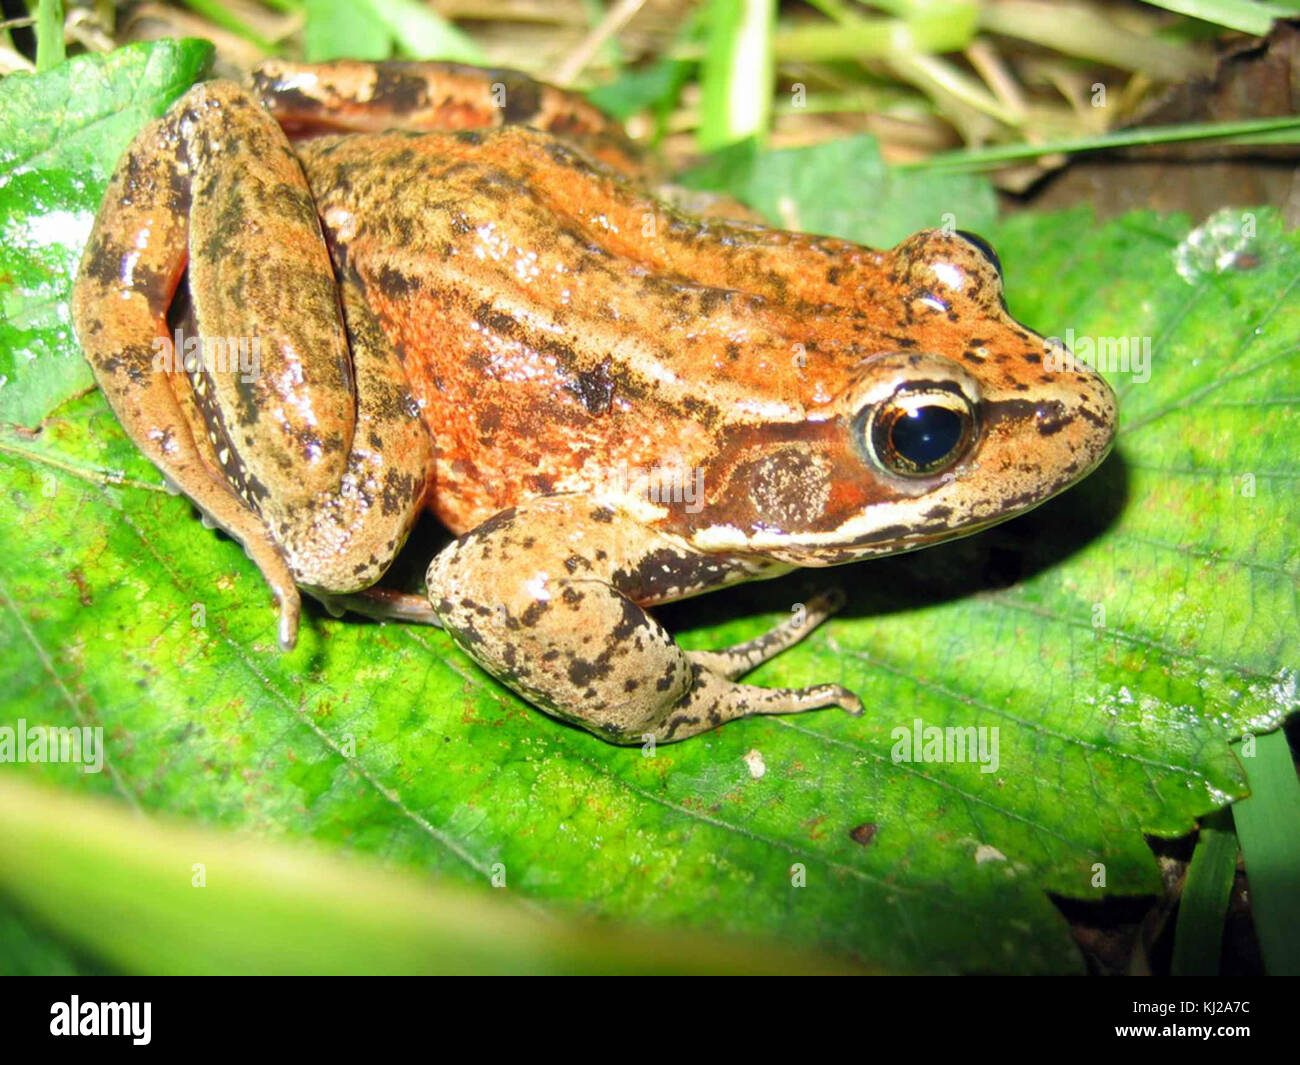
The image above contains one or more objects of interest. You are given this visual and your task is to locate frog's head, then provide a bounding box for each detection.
[684,229,1118,566]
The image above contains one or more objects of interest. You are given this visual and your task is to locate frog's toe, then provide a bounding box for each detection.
[276,590,301,652]
[308,587,444,627]
[835,688,865,716]
[687,585,847,681]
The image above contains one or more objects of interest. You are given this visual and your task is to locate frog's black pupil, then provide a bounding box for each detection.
[890,406,963,469]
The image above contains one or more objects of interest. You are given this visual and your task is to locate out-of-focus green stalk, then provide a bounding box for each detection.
[774,3,978,61]
[700,0,775,150]
[35,0,64,72]
[0,773,865,975]
[979,1,1208,80]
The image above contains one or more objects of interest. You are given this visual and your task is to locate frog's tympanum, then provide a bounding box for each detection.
[73,61,1116,743]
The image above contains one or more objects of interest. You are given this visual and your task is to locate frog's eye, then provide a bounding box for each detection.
[863,387,977,478]
[956,230,1002,276]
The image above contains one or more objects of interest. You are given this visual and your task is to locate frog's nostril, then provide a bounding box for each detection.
[1033,400,1071,437]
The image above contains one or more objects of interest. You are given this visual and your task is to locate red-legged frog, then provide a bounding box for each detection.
[71,60,1116,743]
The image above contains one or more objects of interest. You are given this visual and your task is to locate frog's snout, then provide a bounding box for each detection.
[984,355,1118,498]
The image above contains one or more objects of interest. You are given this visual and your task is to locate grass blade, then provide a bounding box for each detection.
[898,115,1300,171]
[1171,809,1238,975]
[1232,729,1300,975]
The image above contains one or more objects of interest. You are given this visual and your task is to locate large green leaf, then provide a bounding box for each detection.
[0,39,213,427]
[0,43,1295,974]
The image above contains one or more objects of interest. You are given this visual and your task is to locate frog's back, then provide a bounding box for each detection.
[298,126,1109,546]
[298,129,861,532]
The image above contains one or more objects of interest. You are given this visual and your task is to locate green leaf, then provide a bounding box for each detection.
[1140,0,1290,37]
[304,0,392,61]
[584,58,694,124]
[0,902,102,975]
[0,38,213,427]
[1,46,1296,975]
[682,133,996,247]
[303,0,485,63]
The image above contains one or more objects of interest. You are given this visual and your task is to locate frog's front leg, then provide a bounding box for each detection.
[426,497,861,744]
[73,81,432,645]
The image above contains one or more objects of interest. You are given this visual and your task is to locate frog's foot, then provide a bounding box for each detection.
[426,496,862,745]
[310,587,443,628]
[656,671,863,744]
[686,587,849,680]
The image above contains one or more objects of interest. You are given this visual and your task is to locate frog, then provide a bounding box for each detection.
[71,59,1117,744]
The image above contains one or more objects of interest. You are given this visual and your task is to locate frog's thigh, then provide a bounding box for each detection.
[267,278,432,593]
[184,82,354,516]
[251,60,644,179]
[426,498,859,744]
[254,59,511,133]
[72,82,304,647]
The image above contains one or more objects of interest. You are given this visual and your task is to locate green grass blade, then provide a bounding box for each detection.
[369,0,485,63]
[34,0,64,72]
[1232,729,1300,975]
[1171,809,1238,976]
[898,115,1300,171]
[699,0,775,149]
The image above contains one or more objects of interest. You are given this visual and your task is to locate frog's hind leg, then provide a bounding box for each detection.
[258,276,433,602]
[73,81,312,647]
[251,59,645,178]
[426,496,861,745]
[73,80,432,646]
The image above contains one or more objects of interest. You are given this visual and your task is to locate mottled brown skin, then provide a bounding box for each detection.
[71,61,1117,743]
